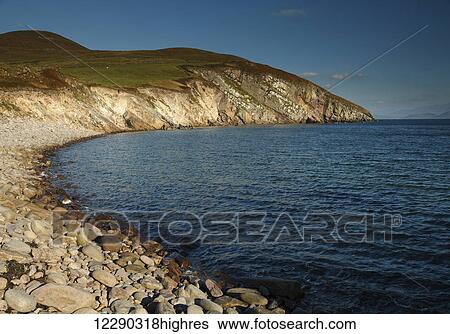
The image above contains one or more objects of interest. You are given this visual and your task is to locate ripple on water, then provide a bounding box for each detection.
[52,120,450,313]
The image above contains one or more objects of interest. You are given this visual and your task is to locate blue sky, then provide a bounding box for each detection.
[1,0,449,118]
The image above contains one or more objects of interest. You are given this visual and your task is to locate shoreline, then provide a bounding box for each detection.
[0,118,300,314]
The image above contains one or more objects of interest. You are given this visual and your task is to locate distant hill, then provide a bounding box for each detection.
[377,103,450,119]
[0,30,88,51]
[399,103,450,119]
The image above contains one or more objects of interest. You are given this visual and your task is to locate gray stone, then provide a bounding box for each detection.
[111,299,135,314]
[162,276,177,290]
[4,239,31,254]
[141,277,163,291]
[31,247,66,262]
[25,280,43,294]
[140,255,154,266]
[115,252,139,267]
[187,304,204,314]
[0,205,15,222]
[76,229,91,246]
[224,307,239,314]
[129,306,148,314]
[240,292,268,306]
[125,264,146,274]
[185,284,207,299]
[92,270,118,287]
[272,307,285,314]
[31,220,53,239]
[0,277,7,290]
[171,297,187,305]
[0,249,30,262]
[214,295,248,308]
[205,278,223,297]
[0,261,7,273]
[109,286,137,300]
[46,272,68,285]
[0,300,7,312]
[133,291,147,303]
[31,283,96,313]
[197,299,223,313]
[154,301,176,314]
[5,288,36,313]
[82,245,104,262]
[226,287,259,295]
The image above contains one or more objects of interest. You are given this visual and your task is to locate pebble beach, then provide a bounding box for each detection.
[0,118,301,314]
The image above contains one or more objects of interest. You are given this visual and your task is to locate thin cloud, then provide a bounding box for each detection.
[300,72,319,78]
[331,72,365,80]
[331,73,348,80]
[273,9,306,17]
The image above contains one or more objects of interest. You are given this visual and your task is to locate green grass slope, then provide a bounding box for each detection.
[0,30,246,89]
[0,30,371,119]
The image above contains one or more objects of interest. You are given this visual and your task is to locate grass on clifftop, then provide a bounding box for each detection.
[0,31,244,89]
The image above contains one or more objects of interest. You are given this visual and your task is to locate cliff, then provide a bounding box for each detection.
[0,31,373,131]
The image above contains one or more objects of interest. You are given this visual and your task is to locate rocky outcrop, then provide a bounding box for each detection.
[0,64,372,132]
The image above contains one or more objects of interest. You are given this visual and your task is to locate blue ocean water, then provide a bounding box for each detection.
[51,120,450,313]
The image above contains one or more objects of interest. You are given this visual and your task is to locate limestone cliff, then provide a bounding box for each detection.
[0,66,372,132]
[0,31,373,131]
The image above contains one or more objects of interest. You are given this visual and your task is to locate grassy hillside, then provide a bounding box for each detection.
[0,30,371,119]
[0,30,247,89]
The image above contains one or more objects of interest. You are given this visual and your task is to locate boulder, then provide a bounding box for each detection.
[140,255,154,266]
[3,239,31,254]
[196,299,223,313]
[185,284,207,299]
[0,205,15,222]
[162,276,177,290]
[5,288,36,313]
[0,300,7,312]
[30,220,53,239]
[92,269,118,287]
[226,287,259,295]
[109,286,137,300]
[31,283,96,313]
[82,245,104,262]
[31,247,66,263]
[129,306,148,314]
[154,301,176,314]
[111,299,135,314]
[0,277,8,290]
[0,249,31,263]
[46,272,68,285]
[240,292,268,306]
[115,252,139,267]
[204,278,223,297]
[141,277,163,291]
[125,264,146,274]
[187,305,204,314]
[214,295,248,308]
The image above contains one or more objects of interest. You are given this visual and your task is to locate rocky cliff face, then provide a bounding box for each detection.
[0,63,373,132]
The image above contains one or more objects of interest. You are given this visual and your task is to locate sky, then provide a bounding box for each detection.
[1,0,449,118]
